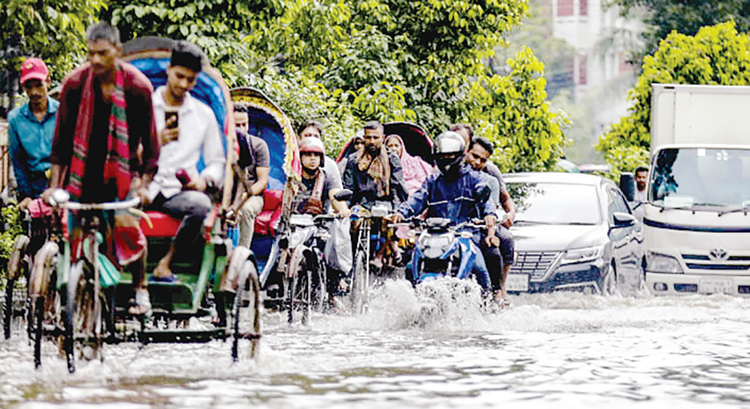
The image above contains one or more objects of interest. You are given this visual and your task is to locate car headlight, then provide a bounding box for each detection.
[647,252,683,274]
[561,244,605,265]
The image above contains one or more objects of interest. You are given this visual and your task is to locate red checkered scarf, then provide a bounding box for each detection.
[67,62,130,200]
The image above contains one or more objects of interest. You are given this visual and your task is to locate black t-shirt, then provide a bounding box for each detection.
[81,79,117,203]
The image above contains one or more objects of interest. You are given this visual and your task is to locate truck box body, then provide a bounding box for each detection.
[645,84,750,295]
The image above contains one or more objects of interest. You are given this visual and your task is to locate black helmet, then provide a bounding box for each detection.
[433,131,465,174]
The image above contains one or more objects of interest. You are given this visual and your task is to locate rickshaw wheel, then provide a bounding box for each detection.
[66,260,101,373]
[351,250,369,314]
[28,241,59,369]
[232,260,261,362]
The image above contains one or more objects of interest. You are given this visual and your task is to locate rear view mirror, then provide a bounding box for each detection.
[334,189,353,202]
[612,212,637,228]
[619,172,635,202]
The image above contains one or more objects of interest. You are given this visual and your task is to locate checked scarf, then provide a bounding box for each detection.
[68,62,131,201]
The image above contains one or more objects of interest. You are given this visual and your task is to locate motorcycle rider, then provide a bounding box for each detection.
[390,131,499,293]
[293,137,351,305]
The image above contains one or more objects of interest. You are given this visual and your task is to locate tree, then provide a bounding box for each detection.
[616,0,750,65]
[596,22,750,176]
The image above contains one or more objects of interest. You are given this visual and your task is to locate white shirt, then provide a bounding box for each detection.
[633,188,647,222]
[150,87,226,199]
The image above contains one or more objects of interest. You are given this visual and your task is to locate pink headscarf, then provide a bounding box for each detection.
[385,134,433,196]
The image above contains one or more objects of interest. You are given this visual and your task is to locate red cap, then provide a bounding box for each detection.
[20,58,49,85]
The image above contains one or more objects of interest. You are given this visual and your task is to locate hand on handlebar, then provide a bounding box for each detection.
[386,213,404,224]
[18,197,32,212]
[484,215,497,229]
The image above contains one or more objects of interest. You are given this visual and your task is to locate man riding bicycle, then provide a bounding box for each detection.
[342,120,408,211]
[43,22,160,316]
[390,131,500,295]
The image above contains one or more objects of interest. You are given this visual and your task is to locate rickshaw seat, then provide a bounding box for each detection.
[254,189,283,236]
[140,211,181,237]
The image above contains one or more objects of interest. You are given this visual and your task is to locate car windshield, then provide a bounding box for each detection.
[651,148,750,208]
[508,182,600,225]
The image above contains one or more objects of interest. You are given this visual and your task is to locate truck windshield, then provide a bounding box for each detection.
[651,148,750,208]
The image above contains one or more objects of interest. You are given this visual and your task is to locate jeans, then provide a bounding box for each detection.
[148,191,212,249]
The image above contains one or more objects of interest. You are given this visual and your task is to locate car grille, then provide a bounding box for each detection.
[681,254,750,272]
[511,251,560,280]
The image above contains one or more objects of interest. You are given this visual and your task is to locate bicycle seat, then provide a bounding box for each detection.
[140,211,181,237]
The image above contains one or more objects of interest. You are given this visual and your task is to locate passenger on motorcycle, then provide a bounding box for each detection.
[390,131,500,293]
[294,137,351,302]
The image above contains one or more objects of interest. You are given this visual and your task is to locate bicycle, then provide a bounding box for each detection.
[349,202,394,314]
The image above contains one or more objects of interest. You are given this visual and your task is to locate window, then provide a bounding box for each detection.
[579,0,587,16]
[558,0,574,16]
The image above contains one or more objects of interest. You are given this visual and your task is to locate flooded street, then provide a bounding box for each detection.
[3,279,750,408]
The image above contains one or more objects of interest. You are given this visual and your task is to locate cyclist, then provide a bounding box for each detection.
[44,22,159,315]
[8,57,58,256]
[390,131,500,294]
[343,120,407,211]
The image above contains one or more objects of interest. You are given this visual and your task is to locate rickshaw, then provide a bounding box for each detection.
[230,88,324,325]
[27,37,261,372]
[336,122,433,313]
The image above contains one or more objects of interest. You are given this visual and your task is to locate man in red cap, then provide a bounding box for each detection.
[7,57,58,210]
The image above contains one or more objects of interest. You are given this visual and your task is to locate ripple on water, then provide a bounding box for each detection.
[5,279,750,408]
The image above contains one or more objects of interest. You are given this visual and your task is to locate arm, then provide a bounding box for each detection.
[500,185,516,227]
[342,155,355,192]
[396,174,432,219]
[8,119,30,201]
[329,190,351,217]
[389,154,408,204]
[249,167,269,196]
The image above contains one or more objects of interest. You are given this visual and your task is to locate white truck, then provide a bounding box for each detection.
[643,83,750,295]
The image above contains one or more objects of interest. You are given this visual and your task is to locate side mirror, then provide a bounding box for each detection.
[612,211,637,228]
[619,172,635,202]
[334,189,353,202]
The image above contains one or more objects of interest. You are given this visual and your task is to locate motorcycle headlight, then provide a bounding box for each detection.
[561,244,605,265]
[647,252,683,274]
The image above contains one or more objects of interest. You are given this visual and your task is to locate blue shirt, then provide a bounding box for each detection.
[397,164,497,223]
[8,97,59,199]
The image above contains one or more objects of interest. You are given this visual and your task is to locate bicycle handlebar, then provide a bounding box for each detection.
[60,197,141,211]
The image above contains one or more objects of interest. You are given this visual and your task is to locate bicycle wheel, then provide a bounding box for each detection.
[351,249,369,314]
[231,259,261,362]
[311,249,326,313]
[66,260,100,373]
[284,248,313,325]
[28,242,60,369]
[5,235,30,340]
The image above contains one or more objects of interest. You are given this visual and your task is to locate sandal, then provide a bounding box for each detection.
[128,288,152,315]
[150,274,180,283]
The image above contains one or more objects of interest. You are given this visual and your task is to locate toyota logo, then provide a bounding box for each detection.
[708,248,729,261]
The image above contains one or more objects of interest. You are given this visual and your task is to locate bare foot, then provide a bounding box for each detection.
[152,258,173,279]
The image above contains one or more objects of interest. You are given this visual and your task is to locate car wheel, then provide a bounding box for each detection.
[600,262,617,296]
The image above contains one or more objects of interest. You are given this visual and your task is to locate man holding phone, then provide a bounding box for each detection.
[148,40,225,282]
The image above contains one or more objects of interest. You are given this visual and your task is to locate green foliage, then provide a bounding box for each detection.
[616,0,750,64]
[102,0,568,171]
[462,48,570,173]
[0,0,106,82]
[0,205,22,271]
[596,22,750,175]
[105,0,283,86]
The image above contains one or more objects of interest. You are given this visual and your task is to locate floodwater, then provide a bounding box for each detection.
[2,279,750,408]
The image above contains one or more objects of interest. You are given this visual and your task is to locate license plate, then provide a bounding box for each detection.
[698,278,734,294]
[506,274,529,292]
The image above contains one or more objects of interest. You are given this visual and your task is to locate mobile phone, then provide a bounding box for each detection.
[165,110,179,129]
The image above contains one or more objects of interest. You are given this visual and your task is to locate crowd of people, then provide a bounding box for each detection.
[7,21,520,315]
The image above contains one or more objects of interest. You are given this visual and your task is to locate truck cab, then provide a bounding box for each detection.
[645,84,750,295]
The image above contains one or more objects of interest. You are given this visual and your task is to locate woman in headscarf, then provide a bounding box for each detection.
[337,131,364,176]
[385,133,433,196]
